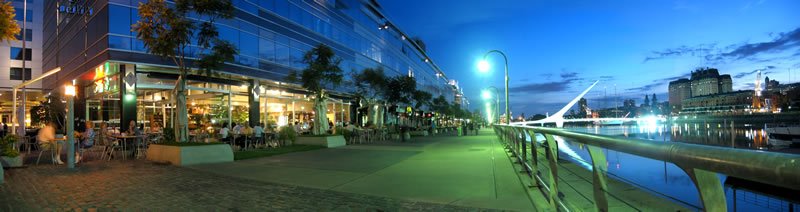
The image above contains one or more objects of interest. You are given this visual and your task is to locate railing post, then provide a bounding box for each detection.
[543,133,560,209]
[587,145,610,212]
[525,129,540,188]
[680,167,727,212]
[520,128,527,166]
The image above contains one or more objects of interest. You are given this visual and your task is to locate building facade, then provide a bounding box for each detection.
[43,0,461,130]
[668,78,690,113]
[1,0,44,124]
[681,90,753,113]
[668,68,733,113]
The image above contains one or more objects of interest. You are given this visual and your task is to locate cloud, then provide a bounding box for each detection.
[626,72,692,92]
[644,27,800,63]
[732,66,777,79]
[644,44,717,62]
[721,28,800,59]
[560,72,579,79]
[511,70,582,93]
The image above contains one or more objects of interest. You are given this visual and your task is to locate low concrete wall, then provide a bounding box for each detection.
[295,135,346,148]
[147,144,233,166]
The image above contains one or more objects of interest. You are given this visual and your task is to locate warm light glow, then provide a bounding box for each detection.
[64,85,76,96]
[477,60,491,73]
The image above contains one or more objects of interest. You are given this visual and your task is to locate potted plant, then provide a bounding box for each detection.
[1,135,23,168]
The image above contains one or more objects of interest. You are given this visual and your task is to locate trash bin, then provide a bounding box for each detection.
[457,127,463,136]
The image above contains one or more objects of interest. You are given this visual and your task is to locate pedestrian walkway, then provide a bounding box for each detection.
[0,160,494,211]
[190,129,539,211]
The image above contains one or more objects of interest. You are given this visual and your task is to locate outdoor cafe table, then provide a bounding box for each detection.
[113,135,139,160]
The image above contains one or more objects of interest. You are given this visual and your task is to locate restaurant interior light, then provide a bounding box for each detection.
[64,85,76,96]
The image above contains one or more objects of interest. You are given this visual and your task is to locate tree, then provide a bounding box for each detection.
[383,75,416,125]
[352,67,388,126]
[31,92,66,131]
[384,75,416,106]
[0,1,20,42]
[133,0,237,142]
[411,90,432,110]
[286,44,343,135]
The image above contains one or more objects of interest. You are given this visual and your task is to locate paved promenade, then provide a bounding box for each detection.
[190,130,538,211]
[0,129,533,211]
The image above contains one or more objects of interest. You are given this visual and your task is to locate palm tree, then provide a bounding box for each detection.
[352,67,388,126]
[133,0,237,142]
[0,1,20,42]
[286,44,343,135]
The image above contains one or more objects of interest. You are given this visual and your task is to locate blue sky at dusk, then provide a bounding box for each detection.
[380,0,800,116]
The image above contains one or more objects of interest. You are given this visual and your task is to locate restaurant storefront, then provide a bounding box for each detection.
[75,62,352,134]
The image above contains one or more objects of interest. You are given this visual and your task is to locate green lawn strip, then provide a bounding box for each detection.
[234,145,325,160]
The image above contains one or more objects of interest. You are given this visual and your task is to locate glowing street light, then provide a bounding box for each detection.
[483,86,500,124]
[477,60,491,73]
[481,90,492,100]
[476,50,510,124]
[64,84,76,169]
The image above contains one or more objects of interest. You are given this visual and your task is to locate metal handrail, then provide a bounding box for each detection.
[492,124,800,212]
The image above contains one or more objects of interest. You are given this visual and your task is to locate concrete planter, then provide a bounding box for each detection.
[1,155,23,168]
[146,144,233,166]
[410,130,429,136]
[295,135,346,148]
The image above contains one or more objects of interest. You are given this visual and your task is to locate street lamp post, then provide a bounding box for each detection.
[482,86,500,124]
[478,50,510,124]
[64,85,76,169]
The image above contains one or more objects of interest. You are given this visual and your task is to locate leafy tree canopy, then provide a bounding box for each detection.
[286,44,343,95]
[0,1,20,43]
[352,67,388,101]
[384,75,416,105]
[133,0,237,74]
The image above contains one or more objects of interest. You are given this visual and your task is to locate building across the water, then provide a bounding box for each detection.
[668,68,733,113]
[680,90,753,114]
[39,0,462,131]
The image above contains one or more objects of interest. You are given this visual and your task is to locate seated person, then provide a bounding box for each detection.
[74,121,96,163]
[37,122,64,164]
[219,125,230,142]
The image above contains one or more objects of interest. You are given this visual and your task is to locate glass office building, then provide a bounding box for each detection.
[43,0,461,131]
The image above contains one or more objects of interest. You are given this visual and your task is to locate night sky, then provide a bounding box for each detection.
[381,0,800,116]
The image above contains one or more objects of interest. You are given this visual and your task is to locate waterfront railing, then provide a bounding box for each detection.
[492,124,800,211]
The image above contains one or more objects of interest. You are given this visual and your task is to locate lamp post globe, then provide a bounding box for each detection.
[477,60,491,73]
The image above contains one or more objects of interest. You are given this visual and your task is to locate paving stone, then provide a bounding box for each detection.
[1,160,503,211]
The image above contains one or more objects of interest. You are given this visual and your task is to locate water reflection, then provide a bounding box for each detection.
[538,125,800,211]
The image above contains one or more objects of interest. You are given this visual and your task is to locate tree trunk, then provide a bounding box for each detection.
[367,101,384,127]
[174,71,189,142]
[313,92,329,135]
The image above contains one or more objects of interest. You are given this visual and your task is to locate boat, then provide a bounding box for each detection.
[765,123,800,146]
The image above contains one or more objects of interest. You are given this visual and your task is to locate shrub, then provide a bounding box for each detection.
[0,135,20,157]
[161,127,175,143]
[278,126,297,145]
